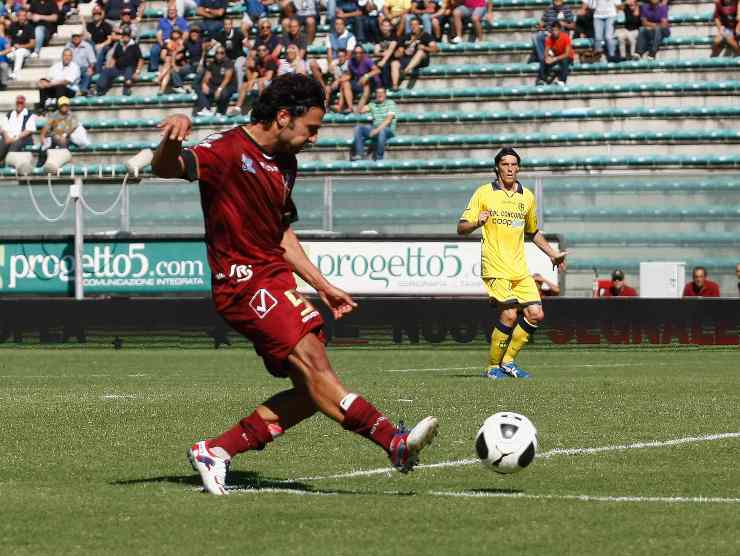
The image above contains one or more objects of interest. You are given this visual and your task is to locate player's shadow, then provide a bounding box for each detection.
[111,471,415,497]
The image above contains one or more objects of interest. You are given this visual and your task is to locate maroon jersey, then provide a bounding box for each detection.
[184,126,298,295]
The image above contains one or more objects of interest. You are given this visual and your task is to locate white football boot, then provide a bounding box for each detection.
[187,441,230,496]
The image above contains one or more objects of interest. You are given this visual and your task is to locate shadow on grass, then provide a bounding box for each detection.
[111,470,417,497]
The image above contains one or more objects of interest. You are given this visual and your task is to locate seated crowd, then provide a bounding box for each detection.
[0,0,732,163]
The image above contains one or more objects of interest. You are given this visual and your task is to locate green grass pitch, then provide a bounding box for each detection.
[1,347,739,555]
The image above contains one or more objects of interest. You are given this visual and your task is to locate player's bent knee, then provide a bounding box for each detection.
[524,304,544,324]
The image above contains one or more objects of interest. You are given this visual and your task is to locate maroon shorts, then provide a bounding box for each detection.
[213,266,325,377]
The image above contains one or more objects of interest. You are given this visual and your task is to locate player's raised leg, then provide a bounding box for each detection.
[285,332,438,473]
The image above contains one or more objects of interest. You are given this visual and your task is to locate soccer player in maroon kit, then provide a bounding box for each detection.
[152,74,438,495]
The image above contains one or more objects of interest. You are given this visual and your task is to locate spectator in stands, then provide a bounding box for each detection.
[451,0,493,43]
[318,47,349,104]
[96,0,142,21]
[149,5,188,72]
[616,0,641,60]
[410,0,437,37]
[0,23,10,89]
[83,5,113,54]
[232,43,276,112]
[175,0,198,18]
[278,43,308,74]
[390,16,437,90]
[336,0,365,42]
[533,273,560,296]
[94,26,119,74]
[36,48,79,112]
[635,0,669,59]
[95,26,142,96]
[341,45,380,112]
[602,269,637,296]
[431,0,454,42]
[384,0,412,37]
[213,18,247,88]
[119,8,139,39]
[532,0,575,64]
[281,17,307,59]
[536,21,573,84]
[7,9,35,80]
[291,0,319,45]
[574,2,594,41]
[197,0,228,39]
[351,86,396,160]
[253,17,283,59]
[195,46,235,115]
[588,0,617,61]
[0,95,35,165]
[309,17,355,89]
[711,0,740,57]
[165,27,205,94]
[156,27,186,94]
[360,0,383,44]
[65,32,95,96]
[182,25,205,73]
[682,266,720,297]
[241,0,268,36]
[37,96,90,165]
[29,0,58,58]
[375,19,397,87]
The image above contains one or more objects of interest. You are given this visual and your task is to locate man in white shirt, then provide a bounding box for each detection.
[36,48,80,112]
[0,95,36,165]
[65,32,97,96]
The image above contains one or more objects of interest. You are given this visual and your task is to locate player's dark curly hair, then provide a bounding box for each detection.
[250,74,326,124]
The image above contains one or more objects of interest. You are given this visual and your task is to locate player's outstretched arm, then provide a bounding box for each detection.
[281,228,358,319]
[532,230,568,272]
[152,114,193,179]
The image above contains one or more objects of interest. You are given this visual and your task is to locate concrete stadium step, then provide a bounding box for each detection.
[543,219,740,234]
[75,114,740,143]
[10,76,736,117]
[554,242,739,260]
[33,137,740,166]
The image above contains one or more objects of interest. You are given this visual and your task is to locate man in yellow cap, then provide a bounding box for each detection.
[37,96,85,166]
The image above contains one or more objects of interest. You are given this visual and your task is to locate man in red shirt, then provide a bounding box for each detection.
[603,269,638,297]
[536,21,574,85]
[682,266,721,297]
[152,74,438,495]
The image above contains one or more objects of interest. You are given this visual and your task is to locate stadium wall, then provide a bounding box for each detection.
[0,297,737,349]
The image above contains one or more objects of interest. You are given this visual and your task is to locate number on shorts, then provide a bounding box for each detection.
[284,290,316,318]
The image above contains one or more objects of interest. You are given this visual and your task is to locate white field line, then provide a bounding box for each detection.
[289,431,740,482]
[429,491,740,504]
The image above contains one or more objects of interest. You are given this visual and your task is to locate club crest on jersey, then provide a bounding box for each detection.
[249,289,278,319]
[241,154,256,174]
[228,263,253,283]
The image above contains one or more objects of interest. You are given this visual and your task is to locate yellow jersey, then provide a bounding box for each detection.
[459,180,538,281]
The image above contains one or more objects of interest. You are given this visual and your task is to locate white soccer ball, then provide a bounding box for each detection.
[475,412,538,474]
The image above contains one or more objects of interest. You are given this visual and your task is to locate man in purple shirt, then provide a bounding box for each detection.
[635,0,670,58]
[340,45,380,112]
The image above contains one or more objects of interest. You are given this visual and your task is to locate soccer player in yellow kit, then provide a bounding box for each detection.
[457,147,567,379]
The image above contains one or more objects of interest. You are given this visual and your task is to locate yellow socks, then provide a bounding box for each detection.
[502,316,538,365]
[489,321,513,368]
